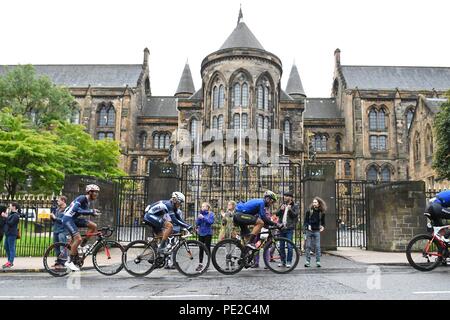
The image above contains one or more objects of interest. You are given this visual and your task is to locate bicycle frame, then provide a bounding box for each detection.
[424,225,450,257]
[66,229,113,262]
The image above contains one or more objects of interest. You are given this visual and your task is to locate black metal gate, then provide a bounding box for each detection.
[335,180,368,248]
[112,176,149,242]
[179,163,303,244]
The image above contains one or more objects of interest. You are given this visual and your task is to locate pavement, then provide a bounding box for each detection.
[0,248,409,273]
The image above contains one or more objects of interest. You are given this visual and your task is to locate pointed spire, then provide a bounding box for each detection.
[175,62,195,97]
[237,4,243,25]
[286,63,306,98]
[220,21,264,51]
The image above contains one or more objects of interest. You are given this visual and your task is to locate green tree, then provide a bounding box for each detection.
[0,64,75,127]
[0,110,72,199]
[432,92,450,180]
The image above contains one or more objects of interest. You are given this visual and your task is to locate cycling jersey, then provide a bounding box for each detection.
[434,190,450,208]
[144,200,191,229]
[63,195,95,219]
[235,199,274,226]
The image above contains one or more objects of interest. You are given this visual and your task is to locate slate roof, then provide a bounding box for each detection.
[142,97,178,117]
[424,98,447,114]
[285,64,305,96]
[175,63,195,95]
[340,66,450,91]
[220,22,265,51]
[189,89,203,100]
[0,64,143,87]
[280,90,294,101]
[304,98,342,119]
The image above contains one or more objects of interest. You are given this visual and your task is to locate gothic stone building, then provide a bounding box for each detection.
[1,17,450,190]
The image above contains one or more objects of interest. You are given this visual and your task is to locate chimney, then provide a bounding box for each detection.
[334,48,341,66]
[143,47,150,66]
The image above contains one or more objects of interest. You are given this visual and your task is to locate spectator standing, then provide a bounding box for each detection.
[2,203,21,269]
[196,202,215,271]
[50,196,68,269]
[276,192,299,268]
[218,201,237,241]
[304,197,326,268]
[0,204,6,244]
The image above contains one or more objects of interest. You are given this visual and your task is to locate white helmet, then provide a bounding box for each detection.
[171,191,185,204]
[86,184,100,193]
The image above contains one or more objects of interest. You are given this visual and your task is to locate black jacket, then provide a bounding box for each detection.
[3,212,19,237]
[276,202,299,230]
[303,208,325,231]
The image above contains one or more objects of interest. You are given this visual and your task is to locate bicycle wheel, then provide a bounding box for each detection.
[211,239,245,275]
[122,240,157,277]
[406,234,443,271]
[43,242,71,277]
[92,240,124,276]
[263,237,299,274]
[174,240,210,277]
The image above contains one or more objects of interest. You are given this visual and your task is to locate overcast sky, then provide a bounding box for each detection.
[1,0,449,97]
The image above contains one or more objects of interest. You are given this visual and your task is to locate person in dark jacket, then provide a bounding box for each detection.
[195,202,215,272]
[303,197,326,268]
[50,196,68,268]
[276,192,299,268]
[0,204,6,244]
[2,202,21,269]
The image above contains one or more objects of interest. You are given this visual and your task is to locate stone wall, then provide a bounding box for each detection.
[367,181,426,252]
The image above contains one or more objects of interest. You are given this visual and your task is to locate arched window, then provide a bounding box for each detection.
[378,136,386,151]
[264,117,270,139]
[217,115,224,131]
[257,85,264,110]
[159,133,165,149]
[146,159,155,174]
[70,109,80,124]
[321,135,327,151]
[153,133,159,148]
[367,166,378,182]
[97,132,105,140]
[241,83,248,107]
[191,119,199,141]
[164,133,170,149]
[406,109,414,130]
[369,109,377,130]
[218,85,225,108]
[130,159,138,173]
[98,105,108,126]
[313,134,328,152]
[242,114,248,130]
[264,86,270,110]
[284,120,291,143]
[335,135,341,152]
[212,116,217,129]
[414,132,421,162]
[344,161,351,177]
[212,86,218,109]
[139,132,147,149]
[425,125,433,159]
[377,109,386,130]
[233,83,241,108]
[233,114,240,132]
[381,167,391,182]
[257,115,264,137]
[106,132,114,139]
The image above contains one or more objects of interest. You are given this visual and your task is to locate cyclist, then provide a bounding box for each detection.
[233,190,283,250]
[62,184,101,271]
[143,191,193,254]
[426,190,450,239]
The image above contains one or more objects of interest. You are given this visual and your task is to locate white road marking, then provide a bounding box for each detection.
[116,296,142,298]
[149,294,219,299]
[52,296,78,298]
[0,296,27,299]
[413,291,450,294]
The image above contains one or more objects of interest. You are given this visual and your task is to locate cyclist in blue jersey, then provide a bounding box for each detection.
[233,190,283,250]
[426,190,450,222]
[143,192,193,254]
[62,184,101,271]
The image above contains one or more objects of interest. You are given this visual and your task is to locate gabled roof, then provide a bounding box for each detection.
[280,90,294,101]
[189,89,203,100]
[424,97,447,114]
[285,64,305,96]
[175,63,195,95]
[340,66,450,91]
[0,64,143,87]
[220,22,265,51]
[304,98,342,119]
[142,97,178,117]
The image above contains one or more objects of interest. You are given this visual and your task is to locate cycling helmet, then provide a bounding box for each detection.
[264,190,278,202]
[172,191,185,204]
[86,184,100,193]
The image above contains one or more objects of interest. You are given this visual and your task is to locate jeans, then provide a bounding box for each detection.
[279,229,294,264]
[305,230,321,263]
[4,235,17,264]
[53,232,68,264]
[198,235,212,264]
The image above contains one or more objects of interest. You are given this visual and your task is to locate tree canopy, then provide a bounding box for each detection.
[432,92,450,180]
